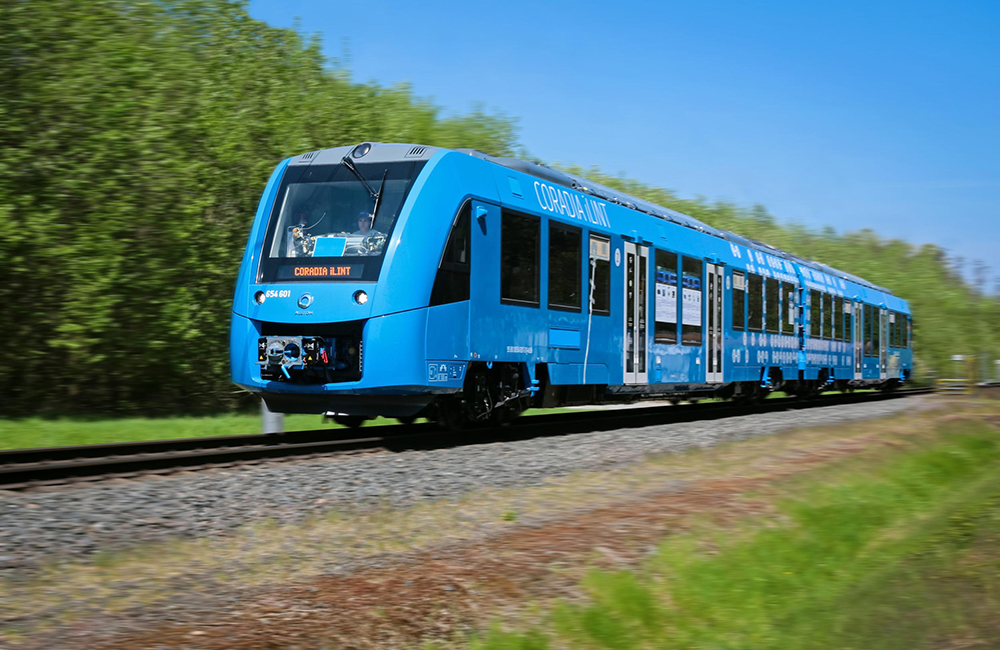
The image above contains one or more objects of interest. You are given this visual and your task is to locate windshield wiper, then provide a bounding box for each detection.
[340,155,379,200]
[370,169,389,225]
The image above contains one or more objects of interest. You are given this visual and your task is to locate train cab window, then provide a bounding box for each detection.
[430,202,471,306]
[500,210,539,306]
[781,282,795,335]
[748,273,763,332]
[681,257,703,346]
[588,235,611,315]
[822,293,833,340]
[765,278,779,333]
[810,291,821,338]
[548,222,582,312]
[834,297,844,341]
[655,250,679,343]
[732,271,746,332]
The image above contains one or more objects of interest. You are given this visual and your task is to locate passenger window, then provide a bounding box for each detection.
[781,282,795,335]
[655,250,679,343]
[681,257,703,346]
[834,297,844,341]
[907,317,912,348]
[845,300,853,342]
[748,273,763,332]
[500,210,539,306]
[430,201,471,306]
[889,312,897,348]
[548,222,581,311]
[822,293,833,340]
[810,291,821,338]
[873,309,881,356]
[588,235,610,315]
[863,304,873,355]
[732,271,746,332]
[765,278,779,333]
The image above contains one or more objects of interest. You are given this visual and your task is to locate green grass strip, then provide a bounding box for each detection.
[463,420,1000,650]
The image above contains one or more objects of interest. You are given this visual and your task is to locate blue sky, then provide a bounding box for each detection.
[249,0,1000,287]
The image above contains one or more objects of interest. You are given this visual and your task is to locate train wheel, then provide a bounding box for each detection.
[434,399,467,432]
[333,415,369,429]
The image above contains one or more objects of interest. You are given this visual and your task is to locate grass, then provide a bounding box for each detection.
[0,406,592,450]
[459,417,1000,650]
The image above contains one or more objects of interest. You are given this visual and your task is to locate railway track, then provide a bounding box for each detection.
[0,388,933,490]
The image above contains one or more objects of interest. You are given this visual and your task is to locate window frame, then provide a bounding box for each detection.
[748,273,764,333]
[499,208,540,307]
[780,282,795,335]
[547,220,583,313]
[654,249,679,343]
[680,256,703,346]
[588,233,611,316]
[765,277,780,334]
[732,270,746,332]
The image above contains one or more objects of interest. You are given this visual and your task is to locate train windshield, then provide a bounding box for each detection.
[257,160,426,282]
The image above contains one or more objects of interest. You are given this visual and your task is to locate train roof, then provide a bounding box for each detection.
[457,149,893,296]
[287,142,894,296]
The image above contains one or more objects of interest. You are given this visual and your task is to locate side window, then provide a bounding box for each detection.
[810,291,821,338]
[863,304,873,355]
[765,278,779,333]
[655,250,679,343]
[732,271,746,332]
[889,312,897,348]
[500,210,539,306]
[588,235,611,315]
[873,308,881,356]
[430,202,471,306]
[907,316,912,348]
[845,300,853,342]
[834,297,844,341]
[748,273,763,332]
[548,222,581,311]
[822,293,833,340]
[681,256,703,346]
[780,282,795,335]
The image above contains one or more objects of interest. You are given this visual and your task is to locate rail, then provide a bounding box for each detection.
[0,388,934,490]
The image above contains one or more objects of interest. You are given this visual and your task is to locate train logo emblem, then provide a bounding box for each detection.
[297,293,314,309]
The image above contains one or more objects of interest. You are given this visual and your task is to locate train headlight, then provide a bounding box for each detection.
[353,290,369,305]
[254,291,266,304]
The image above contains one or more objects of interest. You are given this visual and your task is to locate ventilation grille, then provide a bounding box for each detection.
[405,146,427,158]
[299,150,319,161]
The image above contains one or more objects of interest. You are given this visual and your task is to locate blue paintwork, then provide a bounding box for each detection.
[231,144,913,415]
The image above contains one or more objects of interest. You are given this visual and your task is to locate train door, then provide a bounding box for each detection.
[879,307,888,380]
[623,241,648,384]
[853,301,862,380]
[705,263,724,383]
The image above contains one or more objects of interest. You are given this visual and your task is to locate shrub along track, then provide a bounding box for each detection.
[0,389,929,490]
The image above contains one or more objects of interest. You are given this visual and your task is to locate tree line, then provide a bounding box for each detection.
[0,0,995,416]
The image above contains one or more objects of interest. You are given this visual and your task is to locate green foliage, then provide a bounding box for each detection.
[469,421,1000,649]
[0,0,518,415]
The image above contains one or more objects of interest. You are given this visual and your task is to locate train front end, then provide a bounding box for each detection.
[230,143,447,419]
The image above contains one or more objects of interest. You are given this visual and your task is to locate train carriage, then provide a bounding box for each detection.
[230,143,913,427]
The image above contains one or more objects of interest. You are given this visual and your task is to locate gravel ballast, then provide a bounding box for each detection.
[0,397,926,574]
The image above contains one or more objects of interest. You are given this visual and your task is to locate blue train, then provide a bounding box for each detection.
[231,143,912,427]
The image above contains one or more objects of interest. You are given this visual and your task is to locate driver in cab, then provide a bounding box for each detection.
[353,211,374,236]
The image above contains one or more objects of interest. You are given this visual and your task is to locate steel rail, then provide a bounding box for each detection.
[0,388,933,490]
